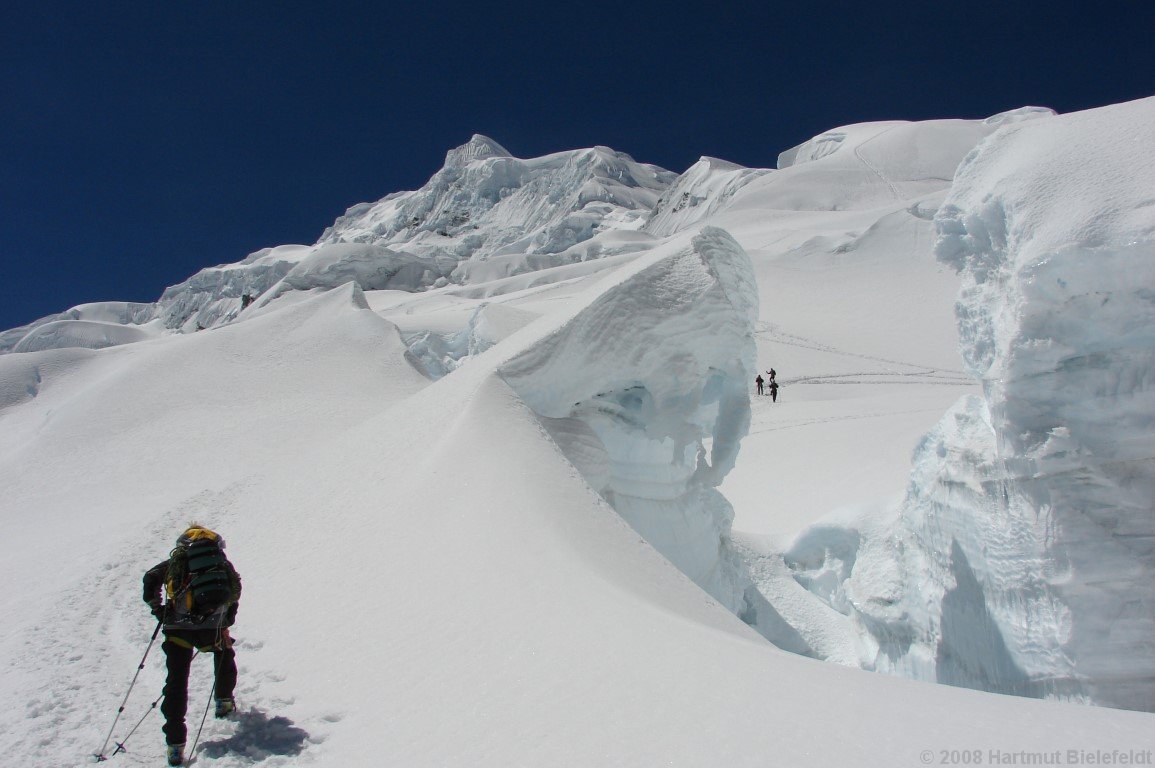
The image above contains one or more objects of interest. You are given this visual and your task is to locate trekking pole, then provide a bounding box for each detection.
[107,650,201,759]
[94,620,163,762]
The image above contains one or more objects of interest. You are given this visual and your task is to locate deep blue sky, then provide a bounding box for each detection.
[2,1,1153,331]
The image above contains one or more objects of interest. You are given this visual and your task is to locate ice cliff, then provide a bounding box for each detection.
[497,228,765,616]
[765,97,1155,710]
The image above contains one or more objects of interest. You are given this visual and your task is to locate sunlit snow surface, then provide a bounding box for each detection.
[2,100,1154,765]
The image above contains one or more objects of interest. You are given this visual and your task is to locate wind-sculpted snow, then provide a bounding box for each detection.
[12,318,161,353]
[499,228,761,613]
[273,242,458,298]
[745,116,1042,213]
[761,96,1155,711]
[0,301,158,353]
[645,157,771,237]
[8,109,1155,765]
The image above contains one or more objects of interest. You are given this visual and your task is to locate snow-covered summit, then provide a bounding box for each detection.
[315,136,675,273]
[443,133,512,166]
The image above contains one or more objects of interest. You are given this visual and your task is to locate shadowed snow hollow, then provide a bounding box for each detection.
[498,228,764,615]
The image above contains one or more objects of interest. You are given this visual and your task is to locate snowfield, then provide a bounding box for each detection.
[1,97,1153,766]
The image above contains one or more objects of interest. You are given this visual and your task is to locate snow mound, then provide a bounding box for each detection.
[1,301,159,353]
[777,129,851,168]
[277,242,456,295]
[982,105,1057,128]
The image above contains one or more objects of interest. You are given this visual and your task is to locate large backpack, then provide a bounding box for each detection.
[166,536,234,620]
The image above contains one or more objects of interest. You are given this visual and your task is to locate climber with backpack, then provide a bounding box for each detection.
[142,525,242,767]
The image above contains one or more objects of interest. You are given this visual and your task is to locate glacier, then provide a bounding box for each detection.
[2,96,1154,766]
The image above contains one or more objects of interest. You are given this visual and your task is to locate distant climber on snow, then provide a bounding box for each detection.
[755,374,764,395]
[767,368,776,382]
[143,525,242,766]
[769,379,779,402]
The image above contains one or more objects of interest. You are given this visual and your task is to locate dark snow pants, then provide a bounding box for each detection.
[160,630,237,746]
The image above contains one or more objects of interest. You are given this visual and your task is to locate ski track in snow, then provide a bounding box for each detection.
[754,322,972,382]
[4,484,334,767]
[852,125,902,201]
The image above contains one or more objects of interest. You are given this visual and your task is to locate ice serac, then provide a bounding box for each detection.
[847,96,1155,710]
[644,157,771,237]
[318,135,676,284]
[404,302,539,380]
[498,227,762,614]
[156,244,310,331]
[143,136,676,333]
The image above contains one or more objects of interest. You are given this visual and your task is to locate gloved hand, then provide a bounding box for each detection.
[148,600,165,621]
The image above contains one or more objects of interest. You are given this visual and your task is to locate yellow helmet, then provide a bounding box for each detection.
[175,524,225,548]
